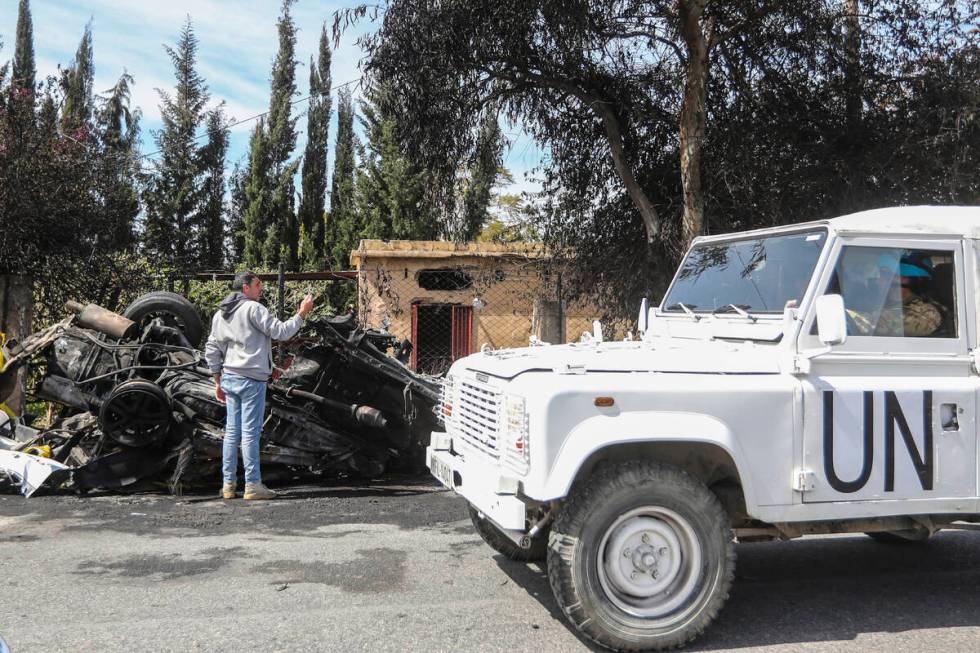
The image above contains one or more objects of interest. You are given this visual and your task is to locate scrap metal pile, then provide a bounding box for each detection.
[0,292,441,496]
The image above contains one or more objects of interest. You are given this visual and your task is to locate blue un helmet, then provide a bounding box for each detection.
[899,253,932,278]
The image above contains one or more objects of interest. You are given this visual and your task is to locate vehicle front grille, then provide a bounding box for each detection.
[453,378,501,457]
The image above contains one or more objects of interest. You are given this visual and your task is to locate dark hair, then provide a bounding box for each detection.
[232,271,259,291]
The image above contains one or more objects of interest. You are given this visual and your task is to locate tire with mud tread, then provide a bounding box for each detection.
[548,460,736,651]
[123,291,204,348]
[469,505,548,562]
[865,529,932,544]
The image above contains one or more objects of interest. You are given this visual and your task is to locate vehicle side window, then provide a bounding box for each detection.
[824,246,957,338]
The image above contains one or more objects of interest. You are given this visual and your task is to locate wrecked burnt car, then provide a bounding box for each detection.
[0,292,441,496]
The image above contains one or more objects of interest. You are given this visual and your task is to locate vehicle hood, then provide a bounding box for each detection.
[457,339,782,380]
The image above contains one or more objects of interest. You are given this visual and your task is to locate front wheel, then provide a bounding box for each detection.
[548,461,735,651]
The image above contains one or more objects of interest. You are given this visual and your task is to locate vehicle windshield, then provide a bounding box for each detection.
[662,229,827,314]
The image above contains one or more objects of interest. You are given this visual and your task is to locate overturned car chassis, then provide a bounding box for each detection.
[0,296,441,496]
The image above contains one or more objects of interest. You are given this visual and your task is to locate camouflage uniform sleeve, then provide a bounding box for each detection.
[903,298,942,337]
[873,308,903,337]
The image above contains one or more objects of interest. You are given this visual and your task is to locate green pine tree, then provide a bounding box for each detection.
[61,23,94,134]
[328,87,358,269]
[143,17,210,269]
[297,24,333,269]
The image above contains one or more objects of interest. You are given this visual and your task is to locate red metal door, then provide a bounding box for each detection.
[451,305,473,361]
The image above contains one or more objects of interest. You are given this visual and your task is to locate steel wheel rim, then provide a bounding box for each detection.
[100,382,171,446]
[596,506,703,619]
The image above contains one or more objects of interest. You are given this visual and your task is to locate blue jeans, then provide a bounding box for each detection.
[220,372,267,485]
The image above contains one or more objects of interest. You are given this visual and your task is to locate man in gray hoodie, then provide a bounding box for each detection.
[204,271,314,500]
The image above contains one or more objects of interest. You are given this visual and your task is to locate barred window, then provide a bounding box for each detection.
[417,269,473,291]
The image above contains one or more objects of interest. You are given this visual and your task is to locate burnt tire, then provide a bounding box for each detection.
[99,379,172,447]
[123,291,203,348]
[548,460,735,652]
[469,505,548,562]
[865,529,932,544]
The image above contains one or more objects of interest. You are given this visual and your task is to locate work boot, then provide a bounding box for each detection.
[243,482,277,501]
[220,483,236,500]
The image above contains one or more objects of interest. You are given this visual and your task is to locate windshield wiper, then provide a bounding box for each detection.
[712,304,758,322]
[666,302,701,321]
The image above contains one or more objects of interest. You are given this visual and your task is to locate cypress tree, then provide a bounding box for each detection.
[243,0,300,269]
[242,119,270,266]
[328,87,357,269]
[12,0,35,92]
[297,24,333,269]
[143,17,210,269]
[355,83,439,241]
[265,0,298,170]
[228,162,247,264]
[8,0,36,130]
[197,109,229,269]
[62,23,94,134]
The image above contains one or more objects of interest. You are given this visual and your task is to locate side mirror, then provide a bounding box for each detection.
[816,294,847,346]
[637,298,649,334]
[592,320,604,343]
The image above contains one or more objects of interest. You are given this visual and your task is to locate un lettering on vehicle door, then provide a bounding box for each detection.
[801,380,977,502]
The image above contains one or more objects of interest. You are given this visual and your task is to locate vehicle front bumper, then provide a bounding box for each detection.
[426,432,528,531]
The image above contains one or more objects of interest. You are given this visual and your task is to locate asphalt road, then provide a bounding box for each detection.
[2,478,980,653]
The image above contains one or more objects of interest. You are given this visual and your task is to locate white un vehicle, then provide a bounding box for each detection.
[428,206,980,650]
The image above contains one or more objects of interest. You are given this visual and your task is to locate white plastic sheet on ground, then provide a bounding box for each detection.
[0,449,70,497]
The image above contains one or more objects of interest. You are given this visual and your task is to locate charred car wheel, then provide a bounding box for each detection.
[99,379,173,447]
[123,291,204,348]
[469,505,548,562]
[548,460,735,651]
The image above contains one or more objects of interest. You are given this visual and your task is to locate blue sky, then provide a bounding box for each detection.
[0,0,545,197]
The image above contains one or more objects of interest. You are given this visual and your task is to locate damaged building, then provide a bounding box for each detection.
[352,240,598,375]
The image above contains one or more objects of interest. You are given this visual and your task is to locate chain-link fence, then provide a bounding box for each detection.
[19,248,618,381]
[166,270,357,339]
[174,260,608,377]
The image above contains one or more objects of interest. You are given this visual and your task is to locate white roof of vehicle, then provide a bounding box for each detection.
[697,206,980,243]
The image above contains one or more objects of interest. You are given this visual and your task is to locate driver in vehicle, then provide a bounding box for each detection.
[847,258,943,337]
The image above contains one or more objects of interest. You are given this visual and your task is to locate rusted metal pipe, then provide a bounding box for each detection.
[272,385,389,429]
[65,301,138,340]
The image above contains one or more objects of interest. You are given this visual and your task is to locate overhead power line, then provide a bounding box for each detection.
[137,75,363,163]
